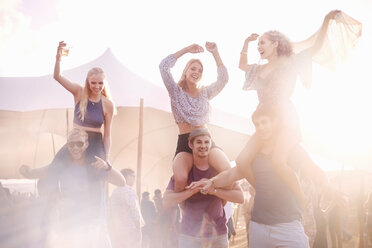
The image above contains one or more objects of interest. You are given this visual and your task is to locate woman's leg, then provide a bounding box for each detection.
[173,152,193,192]
[86,132,105,164]
[235,134,263,188]
[208,147,231,173]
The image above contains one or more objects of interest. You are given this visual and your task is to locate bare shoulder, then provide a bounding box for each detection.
[102,96,114,108]
[74,87,84,102]
[102,96,114,116]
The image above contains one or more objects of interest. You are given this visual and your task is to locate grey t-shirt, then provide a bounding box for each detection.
[46,160,108,225]
[251,152,302,225]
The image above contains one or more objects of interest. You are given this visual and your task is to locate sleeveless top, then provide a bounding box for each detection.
[74,98,104,128]
[166,165,227,237]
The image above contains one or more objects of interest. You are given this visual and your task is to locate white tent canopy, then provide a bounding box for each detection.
[0,49,250,192]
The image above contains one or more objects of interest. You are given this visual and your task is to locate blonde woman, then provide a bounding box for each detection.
[53,41,114,163]
[159,42,230,191]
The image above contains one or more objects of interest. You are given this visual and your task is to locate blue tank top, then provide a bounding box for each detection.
[73,98,104,128]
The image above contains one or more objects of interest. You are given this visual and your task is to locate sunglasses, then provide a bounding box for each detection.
[67,141,85,148]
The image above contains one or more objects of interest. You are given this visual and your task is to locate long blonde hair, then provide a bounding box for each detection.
[177,59,203,90]
[78,67,114,121]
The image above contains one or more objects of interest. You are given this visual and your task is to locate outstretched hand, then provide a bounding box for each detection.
[245,33,259,43]
[186,44,204,54]
[187,185,203,196]
[325,9,342,21]
[91,156,110,171]
[56,41,67,60]
[205,42,218,53]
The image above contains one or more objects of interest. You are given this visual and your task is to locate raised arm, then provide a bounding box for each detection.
[206,42,223,67]
[204,42,229,99]
[239,33,259,72]
[159,44,204,93]
[307,10,342,56]
[54,41,82,99]
[174,43,204,59]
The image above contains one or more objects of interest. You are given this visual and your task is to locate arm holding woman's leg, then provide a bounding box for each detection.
[188,134,261,191]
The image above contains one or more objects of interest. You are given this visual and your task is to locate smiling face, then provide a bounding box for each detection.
[253,115,277,141]
[67,132,89,161]
[88,72,105,95]
[257,34,278,60]
[189,134,211,158]
[185,61,203,85]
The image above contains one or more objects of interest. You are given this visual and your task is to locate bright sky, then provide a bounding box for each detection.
[1,0,372,171]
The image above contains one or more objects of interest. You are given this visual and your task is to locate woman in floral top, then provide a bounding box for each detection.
[159,42,230,191]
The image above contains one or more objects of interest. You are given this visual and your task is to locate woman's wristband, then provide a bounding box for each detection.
[240,51,248,55]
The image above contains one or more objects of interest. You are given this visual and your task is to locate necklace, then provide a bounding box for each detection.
[89,97,100,105]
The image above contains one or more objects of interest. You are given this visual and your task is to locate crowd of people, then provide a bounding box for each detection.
[0,8,366,248]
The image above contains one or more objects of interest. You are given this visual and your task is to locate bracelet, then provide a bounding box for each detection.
[105,161,112,171]
[240,51,247,55]
[212,188,217,195]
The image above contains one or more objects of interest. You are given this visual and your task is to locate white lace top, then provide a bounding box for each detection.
[159,54,228,126]
[243,52,310,106]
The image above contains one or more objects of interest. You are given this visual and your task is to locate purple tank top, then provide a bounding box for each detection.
[167,166,227,237]
[73,98,104,128]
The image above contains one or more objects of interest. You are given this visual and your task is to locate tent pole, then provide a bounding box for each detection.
[136,98,144,201]
[33,110,47,168]
[359,170,365,248]
[51,133,56,156]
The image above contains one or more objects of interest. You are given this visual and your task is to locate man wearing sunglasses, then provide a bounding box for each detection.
[19,128,125,248]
